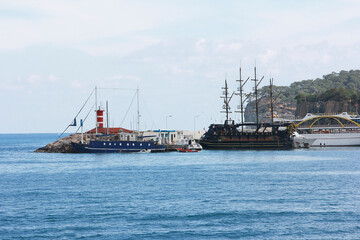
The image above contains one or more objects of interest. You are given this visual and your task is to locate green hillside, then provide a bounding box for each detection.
[245,70,360,120]
[273,70,360,103]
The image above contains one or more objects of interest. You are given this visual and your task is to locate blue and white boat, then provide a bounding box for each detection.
[71,140,165,153]
[69,87,166,153]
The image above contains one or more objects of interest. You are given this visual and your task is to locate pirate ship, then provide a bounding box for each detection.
[199,67,295,150]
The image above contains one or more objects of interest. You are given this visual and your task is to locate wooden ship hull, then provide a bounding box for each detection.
[199,135,293,149]
[199,122,294,150]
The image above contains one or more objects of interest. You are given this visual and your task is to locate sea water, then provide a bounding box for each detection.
[0,134,360,239]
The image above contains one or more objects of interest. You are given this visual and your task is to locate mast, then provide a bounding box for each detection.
[106,100,109,135]
[236,66,249,132]
[251,67,264,127]
[95,86,98,134]
[270,78,274,125]
[221,78,234,122]
[224,79,229,120]
[136,87,140,132]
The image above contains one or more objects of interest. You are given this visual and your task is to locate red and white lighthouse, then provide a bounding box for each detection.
[96,109,104,128]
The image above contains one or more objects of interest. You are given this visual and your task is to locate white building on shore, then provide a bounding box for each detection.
[141,129,205,145]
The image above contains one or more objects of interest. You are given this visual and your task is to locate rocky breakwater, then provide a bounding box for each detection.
[35,134,82,153]
[35,134,124,153]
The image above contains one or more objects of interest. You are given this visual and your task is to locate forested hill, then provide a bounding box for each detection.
[290,70,360,103]
[261,69,360,104]
[245,70,360,121]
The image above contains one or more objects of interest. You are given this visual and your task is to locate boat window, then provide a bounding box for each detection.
[103,143,106,146]
[120,143,122,146]
[109,143,111,146]
[114,143,116,146]
[148,143,151,146]
[132,143,135,146]
[127,143,129,146]
[140,143,142,146]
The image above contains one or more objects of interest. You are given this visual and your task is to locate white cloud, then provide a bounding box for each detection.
[2,0,360,132]
[48,75,59,83]
[195,38,206,51]
[259,49,277,64]
[70,80,82,88]
[0,1,182,53]
[27,74,42,84]
[215,42,242,52]
[107,74,141,84]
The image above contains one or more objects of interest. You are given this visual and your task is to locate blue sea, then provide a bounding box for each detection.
[1,134,360,239]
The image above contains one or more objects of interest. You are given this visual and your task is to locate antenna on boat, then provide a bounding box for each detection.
[81,119,84,143]
[236,65,250,132]
[252,67,264,127]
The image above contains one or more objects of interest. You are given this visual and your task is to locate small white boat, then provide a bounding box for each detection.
[188,140,203,151]
[177,139,203,152]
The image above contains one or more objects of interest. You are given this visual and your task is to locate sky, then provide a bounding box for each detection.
[1,0,360,133]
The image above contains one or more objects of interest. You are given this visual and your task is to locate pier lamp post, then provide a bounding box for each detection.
[194,115,200,139]
[166,115,172,129]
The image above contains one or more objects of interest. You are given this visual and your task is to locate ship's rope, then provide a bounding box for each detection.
[74,103,95,134]
[140,93,157,130]
[58,88,95,139]
[119,91,137,128]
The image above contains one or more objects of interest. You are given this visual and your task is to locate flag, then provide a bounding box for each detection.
[69,118,77,126]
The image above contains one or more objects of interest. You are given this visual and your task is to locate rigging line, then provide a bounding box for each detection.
[119,91,137,127]
[75,103,95,134]
[58,125,70,140]
[74,88,95,119]
[97,87,137,91]
[58,89,95,139]
[140,93,157,130]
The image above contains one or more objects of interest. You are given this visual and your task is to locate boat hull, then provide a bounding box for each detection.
[199,138,293,150]
[71,140,166,153]
[177,148,199,152]
[200,122,295,150]
[298,133,360,147]
[293,137,316,148]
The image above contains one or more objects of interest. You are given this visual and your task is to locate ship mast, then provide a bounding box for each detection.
[106,100,109,135]
[220,78,234,123]
[269,78,274,125]
[95,86,98,135]
[236,66,249,132]
[251,67,264,127]
[136,87,140,132]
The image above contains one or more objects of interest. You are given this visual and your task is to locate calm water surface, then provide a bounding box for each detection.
[0,134,360,239]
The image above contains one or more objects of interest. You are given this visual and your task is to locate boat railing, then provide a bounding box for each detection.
[299,128,360,134]
[297,124,360,129]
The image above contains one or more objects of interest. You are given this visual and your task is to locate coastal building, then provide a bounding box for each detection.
[141,129,205,145]
[86,127,137,141]
[85,127,205,144]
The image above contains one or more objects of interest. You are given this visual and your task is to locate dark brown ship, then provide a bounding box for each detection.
[199,67,295,150]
